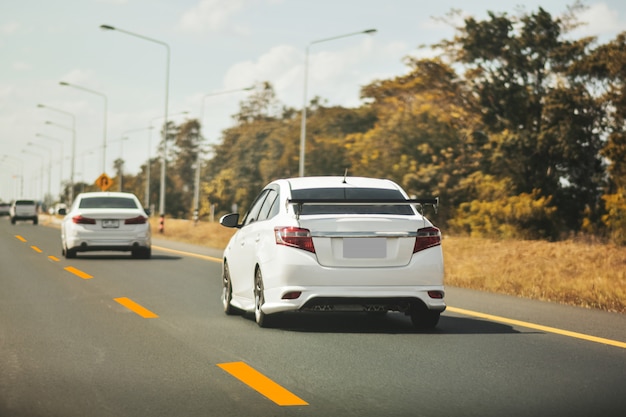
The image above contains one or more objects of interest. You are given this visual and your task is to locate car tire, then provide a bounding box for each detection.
[65,247,77,259]
[10,217,15,225]
[410,307,440,330]
[33,217,38,225]
[254,268,274,327]
[132,247,151,259]
[222,262,239,315]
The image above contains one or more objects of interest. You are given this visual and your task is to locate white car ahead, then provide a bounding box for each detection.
[219,176,445,329]
[61,192,151,259]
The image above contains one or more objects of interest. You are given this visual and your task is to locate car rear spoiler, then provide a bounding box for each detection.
[286,198,439,219]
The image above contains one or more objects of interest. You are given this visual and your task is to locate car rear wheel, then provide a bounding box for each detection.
[65,247,77,259]
[410,307,440,330]
[254,268,273,327]
[132,247,151,259]
[222,262,239,315]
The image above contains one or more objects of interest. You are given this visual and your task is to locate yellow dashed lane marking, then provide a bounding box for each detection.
[114,297,159,318]
[15,235,27,242]
[64,266,93,280]
[31,245,42,253]
[48,255,60,262]
[447,306,626,349]
[217,362,309,406]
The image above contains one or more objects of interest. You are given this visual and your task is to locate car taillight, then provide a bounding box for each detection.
[72,215,96,225]
[413,226,441,253]
[124,216,147,225]
[275,226,315,253]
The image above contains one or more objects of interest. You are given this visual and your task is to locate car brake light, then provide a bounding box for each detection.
[413,226,441,253]
[275,226,315,253]
[124,216,147,225]
[72,215,96,225]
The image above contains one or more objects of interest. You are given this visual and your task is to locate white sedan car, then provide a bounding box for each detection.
[219,176,445,329]
[61,192,151,259]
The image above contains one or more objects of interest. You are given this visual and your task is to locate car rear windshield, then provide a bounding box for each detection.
[79,197,138,209]
[16,200,36,205]
[290,188,414,215]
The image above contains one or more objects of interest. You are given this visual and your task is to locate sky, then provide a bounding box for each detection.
[1,0,625,201]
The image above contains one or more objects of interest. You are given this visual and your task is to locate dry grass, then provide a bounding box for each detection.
[150,217,236,248]
[151,218,626,313]
[443,236,626,313]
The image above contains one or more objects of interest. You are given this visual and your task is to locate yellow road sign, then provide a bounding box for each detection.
[95,173,114,191]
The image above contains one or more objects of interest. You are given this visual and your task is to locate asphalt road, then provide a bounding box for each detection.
[1,216,625,417]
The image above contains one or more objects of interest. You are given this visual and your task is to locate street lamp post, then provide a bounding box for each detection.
[147,111,188,210]
[196,86,254,223]
[100,24,170,220]
[299,28,377,177]
[36,133,65,196]
[119,126,153,205]
[22,149,45,200]
[59,81,108,175]
[108,137,129,191]
[38,104,76,203]
[27,142,52,200]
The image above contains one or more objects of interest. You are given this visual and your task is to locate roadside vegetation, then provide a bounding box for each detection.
[150,218,626,314]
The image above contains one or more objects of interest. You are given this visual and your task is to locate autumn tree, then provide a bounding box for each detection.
[575,32,626,243]
[439,6,605,235]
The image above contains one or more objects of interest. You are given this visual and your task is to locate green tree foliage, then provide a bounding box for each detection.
[440,7,606,235]
[575,32,626,242]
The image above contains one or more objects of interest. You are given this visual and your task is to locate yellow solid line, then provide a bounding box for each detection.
[31,245,42,253]
[446,306,626,349]
[114,297,159,318]
[48,255,60,262]
[64,266,93,280]
[152,245,222,263]
[217,362,308,406]
[15,235,27,242]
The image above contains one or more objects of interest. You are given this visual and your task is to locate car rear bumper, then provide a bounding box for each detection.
[65,233,151,252]
[261,285,446,315]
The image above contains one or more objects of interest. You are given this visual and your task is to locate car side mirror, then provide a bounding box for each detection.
[58,208,67,215]
[144,207,151,216]
[219,213,240,228]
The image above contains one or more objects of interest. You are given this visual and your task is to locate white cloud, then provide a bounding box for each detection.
[178,0,247,34]
[223,44,302,103]
[222,37,405,109]
[571,2,623,37]
[12,61,32,71]
[1,21,20,35]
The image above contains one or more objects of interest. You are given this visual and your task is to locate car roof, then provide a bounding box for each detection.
[281,176,401,191]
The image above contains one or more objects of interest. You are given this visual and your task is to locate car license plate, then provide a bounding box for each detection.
[102,219,119,228]
[343,237,386,258]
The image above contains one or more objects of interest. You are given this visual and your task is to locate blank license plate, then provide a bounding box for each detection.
[102,219,119,228]
[343,238,386,258]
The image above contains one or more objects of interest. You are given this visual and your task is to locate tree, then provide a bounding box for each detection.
[575,32,626,242]
[355,58,485,224]
[439,7,605,234]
